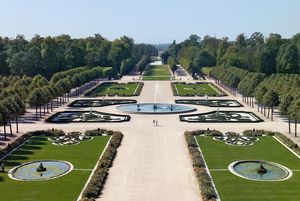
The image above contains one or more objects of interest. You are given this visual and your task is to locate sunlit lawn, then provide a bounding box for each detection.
[0,136,109,201]
[197,136,300,201]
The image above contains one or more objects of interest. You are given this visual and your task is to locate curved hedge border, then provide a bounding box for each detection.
[80,129,123,201]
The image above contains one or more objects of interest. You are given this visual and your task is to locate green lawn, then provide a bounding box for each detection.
[0,136,109,201]
[174,82,221,96]
[197,136,300,201]
[85,82,141,96]
[143,65,171,80]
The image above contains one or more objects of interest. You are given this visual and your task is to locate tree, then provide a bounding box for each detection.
[255,86,267,114]
[279,94,294,133]
[167,56,177,74]
[263,90,279,120]
[289,98,300,137]
[235,34,247,49]
[276,43,299,74]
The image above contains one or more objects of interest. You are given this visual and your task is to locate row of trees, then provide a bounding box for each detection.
[163,33,300,75]
[0,34,157,78]
[0,66,112,140]
[211,66,300,136]
[136,56,151,73]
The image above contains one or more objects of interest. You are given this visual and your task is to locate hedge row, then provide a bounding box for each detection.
[170,82,179,96]
[186,128,300,201]
[80,130,123,200]
[185,130,218,201]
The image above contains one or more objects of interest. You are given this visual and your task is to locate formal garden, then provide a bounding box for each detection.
[84,82,143,97]
[46,111,130,123]
[68,99,137,107]
[185,129,300,201]
[180,111,263,123]
[175,99,243,107]
[0,129,123,201]
[172,82,226,96]
[142,65,171,80]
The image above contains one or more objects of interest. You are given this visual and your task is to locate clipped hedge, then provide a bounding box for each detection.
[186,128,300,201]
[80,130,123,200]
[185,130,218,201]
[171,82,179,96]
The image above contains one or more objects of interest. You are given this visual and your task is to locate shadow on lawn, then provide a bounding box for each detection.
[12,149,34,155]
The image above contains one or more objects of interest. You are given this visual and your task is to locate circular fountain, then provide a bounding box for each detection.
[228,160,292,181]
[117,103,196,114]
[8,160,73,181]
[117,83,196,114]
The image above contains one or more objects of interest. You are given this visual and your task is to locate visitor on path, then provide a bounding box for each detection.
[153,119,155,126]
[155,119,158,126]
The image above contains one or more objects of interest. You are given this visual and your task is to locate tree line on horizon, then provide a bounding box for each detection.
[162,32,300,75]
[0,34,157,78]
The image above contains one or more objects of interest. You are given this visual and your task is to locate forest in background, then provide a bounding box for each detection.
[0,34,157,78]
[162,32,300,75]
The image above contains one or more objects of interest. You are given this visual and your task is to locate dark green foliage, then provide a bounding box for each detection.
[185,130,218,201]
[81,130,123,199]
[136,56,150,73]
[1,34,156,78]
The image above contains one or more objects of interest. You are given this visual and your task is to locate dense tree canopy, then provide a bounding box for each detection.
[163,32,300,75]
[0,34,157,78]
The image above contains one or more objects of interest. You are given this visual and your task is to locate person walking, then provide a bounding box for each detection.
[153,119,155,126]
[155,119,158,126]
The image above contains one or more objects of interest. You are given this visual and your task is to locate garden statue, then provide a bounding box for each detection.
[36,163,47,172]
[257,162,267,174]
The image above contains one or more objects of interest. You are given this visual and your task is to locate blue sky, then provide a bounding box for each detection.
[1,0,299,43]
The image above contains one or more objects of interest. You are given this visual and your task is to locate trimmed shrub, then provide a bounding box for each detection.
[80,130,123,200]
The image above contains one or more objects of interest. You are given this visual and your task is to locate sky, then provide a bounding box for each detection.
[0,0,300,43]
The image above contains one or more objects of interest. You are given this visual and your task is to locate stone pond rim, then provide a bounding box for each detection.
[116,103,197,114]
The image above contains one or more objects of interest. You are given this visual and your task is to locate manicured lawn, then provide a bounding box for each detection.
[197,136,300,201]
[85,82,141,96]
[143,65,171,80]
[174,82,221,96]
[0,136,109,201]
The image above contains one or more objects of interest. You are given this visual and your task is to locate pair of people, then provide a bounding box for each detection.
[152,119,158,126]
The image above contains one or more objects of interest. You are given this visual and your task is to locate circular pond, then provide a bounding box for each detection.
[117,103,196,114]
[8,160,73,181]
[228,160,292,181]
